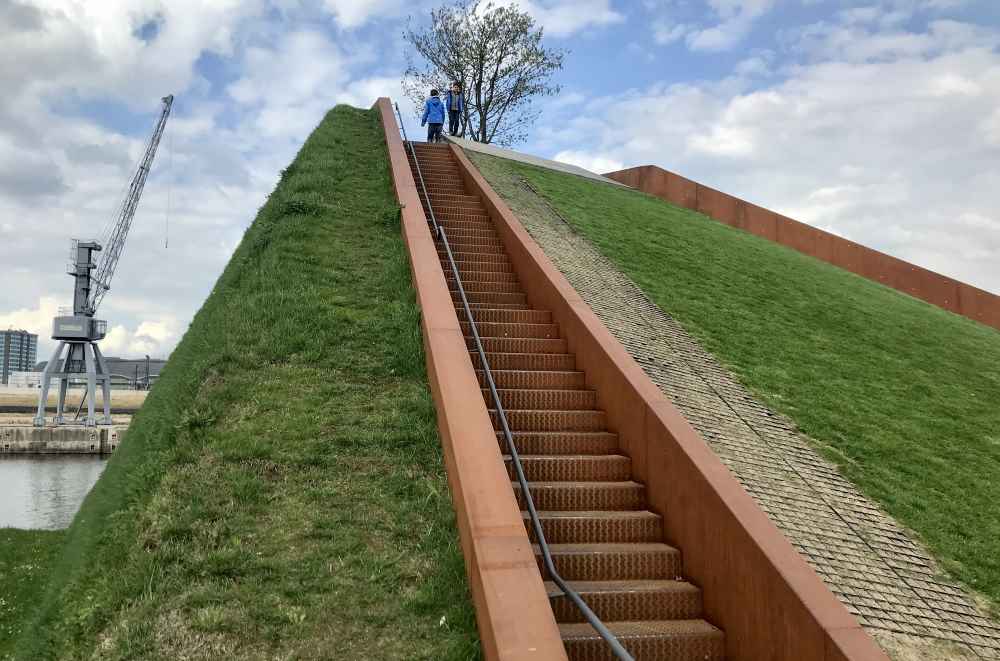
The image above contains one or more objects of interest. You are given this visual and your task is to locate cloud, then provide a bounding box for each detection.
[519,0,624,37]
[321,0,403,28]
[554,150,624,174]
[535,17,1000,294]
[0,1,405,363]
[685,0,775,52]
[653,20,692,45]
[484,0,622,38]
[100,318,180,357]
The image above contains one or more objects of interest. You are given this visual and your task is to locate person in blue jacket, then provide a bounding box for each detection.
[421,89,446,143]
[445,82,464,136]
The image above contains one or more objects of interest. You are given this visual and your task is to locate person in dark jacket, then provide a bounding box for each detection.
[421,89,445,143]
[445,82,464,136]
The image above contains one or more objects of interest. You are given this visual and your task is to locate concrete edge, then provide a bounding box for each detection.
[451,142,891,661]
[375,99,568,661]
[605,165,1000,332]
[444,135,627,187]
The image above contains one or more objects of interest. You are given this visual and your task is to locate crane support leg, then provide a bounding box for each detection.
[93,343,113,425]
[83,343,98,427]
[34,342,66,427]
[55,374,69,425]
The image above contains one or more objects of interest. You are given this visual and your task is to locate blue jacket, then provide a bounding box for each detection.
[421,96,445,125]
[445,90,464,113]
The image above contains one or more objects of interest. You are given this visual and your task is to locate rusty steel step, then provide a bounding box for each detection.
[441,226,501,240]
[451,278,524,294]
[488,387,596,411]
[467,309,552,324]
[525,510,663,544]
[451,260,516,275]
[504,455,631,482]
[472,351,575,371]
[499,431,619,456]
[463,302,531,311]
[462,321,557,338]
[533,543,683,581]
[440,249,510,263]
[439,222,497,235]
[468,336,566,354]
[513,481,645,511]
[423,199,487,213]
[477,369,583,390]
[491,408,607,432]
[445,235,506,249]
[448,270,519,285]
[435,210,492,223]
[559,619,725,661]
[451,290,527,306]
[421,191,481,204]
[547,579,702,624]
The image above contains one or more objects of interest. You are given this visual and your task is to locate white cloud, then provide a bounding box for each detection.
[653,20,692,45]
[322,0,402,28]
[100,318,180,357]
[536,17,1000,294]
[554,150,624,174]
[0,1,405,362]
[685,0,775,52]
[491,0,623,38]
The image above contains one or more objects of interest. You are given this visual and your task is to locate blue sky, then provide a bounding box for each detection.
[1,0,998,360]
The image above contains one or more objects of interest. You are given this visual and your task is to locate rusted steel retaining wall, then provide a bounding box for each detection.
[375,99,567,660]
[454,144,890,661]
[606,165,1000,331]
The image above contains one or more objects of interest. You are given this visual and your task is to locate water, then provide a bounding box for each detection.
[0,456,108,529]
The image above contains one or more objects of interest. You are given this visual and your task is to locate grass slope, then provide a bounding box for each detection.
[470,151,1000,611]
[0,530,65,657]
[12,106,477,660]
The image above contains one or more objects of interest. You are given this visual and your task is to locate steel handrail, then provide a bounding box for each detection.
[394,102,634,661]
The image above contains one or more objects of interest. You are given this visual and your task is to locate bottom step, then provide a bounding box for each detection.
[559,619,725,661]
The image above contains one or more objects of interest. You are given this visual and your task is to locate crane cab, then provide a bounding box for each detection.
[52,315,107,341]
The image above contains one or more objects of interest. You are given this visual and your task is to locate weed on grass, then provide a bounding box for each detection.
[470,151,1000,615]
[13,106,478,660]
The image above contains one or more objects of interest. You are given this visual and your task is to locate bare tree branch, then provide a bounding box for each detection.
[403,0,564,146]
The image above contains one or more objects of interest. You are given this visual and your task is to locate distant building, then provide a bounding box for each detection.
[8,370,42,388]
[35,355,167,389]
[1,329,38,385]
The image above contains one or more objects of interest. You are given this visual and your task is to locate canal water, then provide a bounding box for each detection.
[0,456,108,529]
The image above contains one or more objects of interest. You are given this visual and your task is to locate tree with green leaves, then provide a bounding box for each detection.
[404,1,565,146]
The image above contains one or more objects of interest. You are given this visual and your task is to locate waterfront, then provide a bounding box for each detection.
[0,456,108,529]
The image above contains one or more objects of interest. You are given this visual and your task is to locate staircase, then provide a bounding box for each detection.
[407,142,725,661]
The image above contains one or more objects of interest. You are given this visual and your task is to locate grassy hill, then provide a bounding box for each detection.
[9,106,477,660]
[469,150,1000,613]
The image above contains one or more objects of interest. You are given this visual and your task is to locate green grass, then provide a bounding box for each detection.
[470,151,1000,612]
[0,530,66,657]
[8,106,478,660]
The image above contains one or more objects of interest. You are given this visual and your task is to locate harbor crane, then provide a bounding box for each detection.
[34,95,173,427]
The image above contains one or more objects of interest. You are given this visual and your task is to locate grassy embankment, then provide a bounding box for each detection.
[8,105,478,660]
[0,530,65,657]
[470,151,1000,612]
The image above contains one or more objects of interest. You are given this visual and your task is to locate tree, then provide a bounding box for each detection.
[403,1,565,146]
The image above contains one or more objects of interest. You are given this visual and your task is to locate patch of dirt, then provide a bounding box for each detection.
[871,629,979,661]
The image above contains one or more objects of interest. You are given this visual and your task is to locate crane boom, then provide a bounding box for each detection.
[87,94,173,315]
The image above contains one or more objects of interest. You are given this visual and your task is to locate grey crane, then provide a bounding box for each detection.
[34,95,174,427]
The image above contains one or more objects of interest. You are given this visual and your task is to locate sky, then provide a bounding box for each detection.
[1,0,998,362]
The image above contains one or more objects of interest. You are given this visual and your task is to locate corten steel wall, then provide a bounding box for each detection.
[375,99,568,661]
[452,144,891,661]
[606,165,1000,331]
